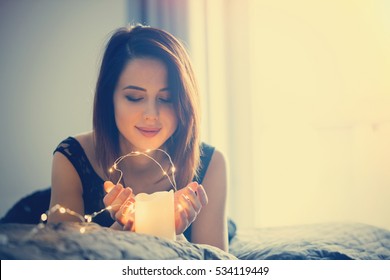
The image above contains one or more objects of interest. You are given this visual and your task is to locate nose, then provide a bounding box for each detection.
[144,101,159,121]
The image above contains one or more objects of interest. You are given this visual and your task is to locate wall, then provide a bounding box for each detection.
[0,0,127,217]
[248,0,390,230]
[187,0,390,230]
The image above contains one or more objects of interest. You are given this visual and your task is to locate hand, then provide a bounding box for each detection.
[103,181,135,230]
[174,182,208,235]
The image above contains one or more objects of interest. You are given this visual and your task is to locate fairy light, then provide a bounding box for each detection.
[84,215,92,223]
[39,204,118,225]
[40,213,48,222]
[110,148,177,192]
[17,148,178,242]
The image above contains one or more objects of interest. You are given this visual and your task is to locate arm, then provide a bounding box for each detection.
[48,152,84,223]
[49,153,128,229]
[190,149,229,251]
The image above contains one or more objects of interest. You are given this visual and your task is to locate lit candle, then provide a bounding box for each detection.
[134,190,176,240]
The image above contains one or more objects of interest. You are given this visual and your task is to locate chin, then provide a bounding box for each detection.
[134,141,165,152]
[122,134,169,152]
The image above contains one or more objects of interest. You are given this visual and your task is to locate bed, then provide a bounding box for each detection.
[1,189,390,260]
[229,222,390,260]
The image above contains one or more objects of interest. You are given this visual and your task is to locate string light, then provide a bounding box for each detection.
[21,148,178,239]
[110,148,177,192]
[39,204,111,223]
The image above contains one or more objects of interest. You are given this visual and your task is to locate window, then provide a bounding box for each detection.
[188,0,390,230]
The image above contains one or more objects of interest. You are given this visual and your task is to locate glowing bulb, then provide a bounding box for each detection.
[84,215,92,223]
[59,207,66,214]
[109,168,113,173]
[145,149,151,153]
[41,213,48,222]
[80,227,86,234]
[106,205,112,210]
[172,166,176,172]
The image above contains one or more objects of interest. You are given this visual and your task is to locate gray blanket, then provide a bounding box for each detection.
[1,222,389,260]
[0,222,235,260]
[229,223,390,260]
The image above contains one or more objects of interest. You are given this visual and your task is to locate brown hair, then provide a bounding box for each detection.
[93,25,201,189]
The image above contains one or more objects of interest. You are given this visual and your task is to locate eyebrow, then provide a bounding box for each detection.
[122,85,170,92]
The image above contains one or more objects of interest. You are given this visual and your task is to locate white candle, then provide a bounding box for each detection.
[134,190,176,240]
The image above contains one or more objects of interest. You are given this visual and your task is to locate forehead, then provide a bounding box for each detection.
[118,57,168,86]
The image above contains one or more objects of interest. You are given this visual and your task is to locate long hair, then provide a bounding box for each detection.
[93,25,201,189]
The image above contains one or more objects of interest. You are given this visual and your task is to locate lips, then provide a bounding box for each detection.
[136,127,161,138]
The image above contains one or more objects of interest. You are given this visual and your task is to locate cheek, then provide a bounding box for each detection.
[114,100,126,125]
[164,108,178,130]
[114,99,137,127]
[115,108,139,128]
[113,95,121,120]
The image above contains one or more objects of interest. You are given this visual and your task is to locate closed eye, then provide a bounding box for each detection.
[158,97,172,103]
[125,96,143,102]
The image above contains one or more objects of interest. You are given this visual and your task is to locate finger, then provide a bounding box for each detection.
[195,184,208,206]
[187,181,199,189]
[123,218,135,231]
[175,204,189,235]
[111,187,133,212]
[186,186,202,213]
[180,194,197,223]
[176,182,201,209]
[115,198,135,226]
[103,181,115,193]
[103,184,124,207]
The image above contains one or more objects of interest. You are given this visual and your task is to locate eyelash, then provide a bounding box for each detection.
[125,96,172,103]
[158,97,172,103]
[125,96,143,102]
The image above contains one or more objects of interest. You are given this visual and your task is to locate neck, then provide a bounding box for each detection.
[118,150,165,172]
[117,135,171,169]
[117,154,174,193]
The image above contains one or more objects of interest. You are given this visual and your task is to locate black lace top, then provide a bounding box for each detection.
[54,137,215,241]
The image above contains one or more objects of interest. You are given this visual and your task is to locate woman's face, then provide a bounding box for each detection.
[113,57,178,152]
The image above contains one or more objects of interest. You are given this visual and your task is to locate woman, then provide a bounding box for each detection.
[48,25,228,251]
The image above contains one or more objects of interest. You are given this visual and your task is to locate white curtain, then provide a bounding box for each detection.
[130,0,390,230]
[188,0,256,228]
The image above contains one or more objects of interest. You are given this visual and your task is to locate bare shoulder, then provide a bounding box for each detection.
[74,131,94,149]
[73,131,106,179]
[52,131,93,169]
[210,149,226,169]
[190,148,228,250]
[50,147,84,221]
[51,151,81,184]
[202,148,227,188]
[74,131,97,164]
[50,132,93,206]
